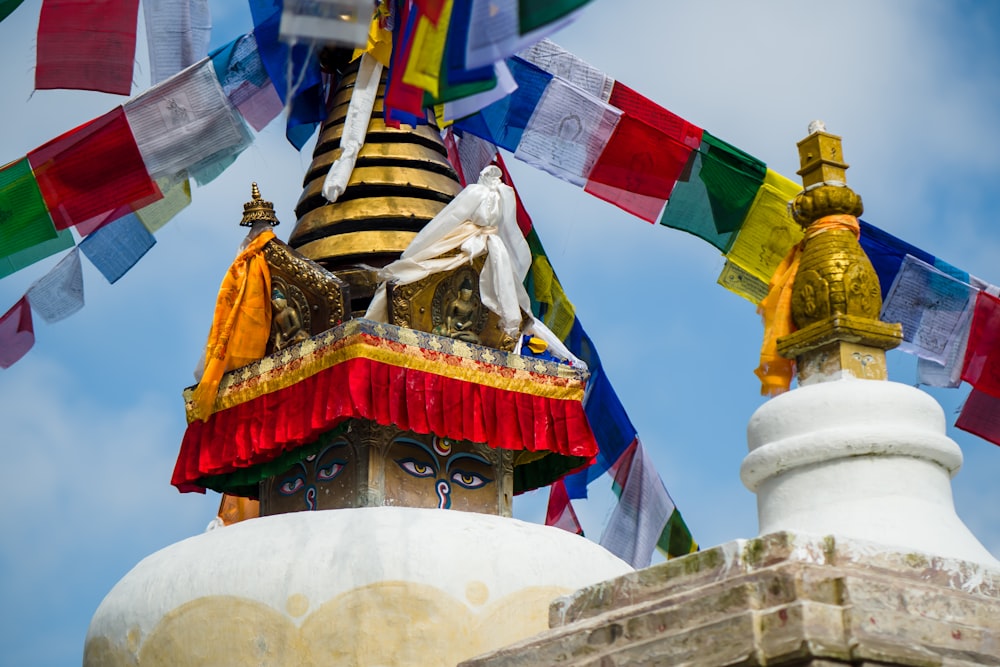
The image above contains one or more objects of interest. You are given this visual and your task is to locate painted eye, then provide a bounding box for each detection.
[396,458,435,478]
[451,470,491,489]
[279,476,305,495]
[316,461,345,481]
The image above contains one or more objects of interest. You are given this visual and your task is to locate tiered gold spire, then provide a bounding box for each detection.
[288,58,462,314]
[778,122,902,382]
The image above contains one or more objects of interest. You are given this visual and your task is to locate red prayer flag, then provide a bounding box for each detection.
[28,107,161,231]
[961,290,1000,398]
[0,296,34,368]
[414,0,446,24]
[545,479,583,535]
[35,0,141,95]
[956,388,1000,448]
[585,114,695,222]
[608,82,702,148]
[495,154,535,236]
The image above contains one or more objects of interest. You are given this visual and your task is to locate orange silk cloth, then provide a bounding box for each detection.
[217,494,260,525]
[190,230,275,421]
[754,214,861,396]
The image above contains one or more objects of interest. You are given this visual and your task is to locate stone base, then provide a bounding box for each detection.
[460,532,1000,667]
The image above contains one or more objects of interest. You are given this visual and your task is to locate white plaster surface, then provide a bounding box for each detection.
[87,507,632,651]
[742,378,998,566]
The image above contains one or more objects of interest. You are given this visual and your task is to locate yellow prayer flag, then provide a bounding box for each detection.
[717,260,770,305]
[723,169,803,285]
[352,1,393,66]
[401,0,453,97]
[531,254,576,341]
[136,175,191,233]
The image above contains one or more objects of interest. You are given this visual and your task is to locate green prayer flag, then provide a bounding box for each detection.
[0,228,75,279]
[0,0,24,23]
[519,0,591,35]
[0,158,59,260]
[659,132,766,252]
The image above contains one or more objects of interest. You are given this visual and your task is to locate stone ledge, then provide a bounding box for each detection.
[461,533,1000,667]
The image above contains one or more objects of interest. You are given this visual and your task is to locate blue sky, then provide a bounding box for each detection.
[0,2,998,665]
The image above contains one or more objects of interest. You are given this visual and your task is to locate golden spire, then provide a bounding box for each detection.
[240,182,280,227]
[288,58,462,314]
[777,122,902,383]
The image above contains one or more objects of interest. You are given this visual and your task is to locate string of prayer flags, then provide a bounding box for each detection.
[0,229,75,279]
[135,174,192,233]
[24,248,83,324]
[0,296,34,369]
[249,0,326,149]
[600,440,695,568]
[454,57,552,150]
[438,63,518,123]
[660,132,767,251]
[0,0,24,23]
[210,34,284,132]
[124,59,253,182]
[278,0,371,49]
[462,0,591,71]
[78,213,155,284]
[28,108,161,232]
[402,0,453,98]
[144,0,212,85]
[385,0,429,126]
[544,478,584,535]
[0,159,60,260]
[881,255,977,365]
[717,169,803,304]
[35,0,140,96]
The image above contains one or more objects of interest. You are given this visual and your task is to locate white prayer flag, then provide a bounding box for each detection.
[279,0,370,48]
[514,77,620,187]
[144,0,212,85]
[25,249,84,324]
[881,254,976,364]
[124,59,252,181]
[518,39,614,101]
[465,0,584,70]
[599,440,676,569]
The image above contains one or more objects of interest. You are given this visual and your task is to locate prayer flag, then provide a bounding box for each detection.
[78,213,155,284]
[723,169,803,285]
[881,255,976,364]
[545,478,583,535]
[0,159,59,260]
[956,388,1000,448]
[35,0,140,95]
[249,0,326,149]
[439,63,518,123]
[608,83,701,149]
[28,108,161,231]
[0,0,25,23]
[519,39,613,102]
[600,439,694,568]
[402,0,453,98]
[0,296,34,368]
[661,132,766,251]
[135,174,192,233]
[25,248,83,323]
[124,59,252,181]
[384,0,427,124]
[717,260,771,305]
[144,0,212,85]
[0,229,75,279]
[513,76,620,187]
[210,33,283,132]
[858,220,935,300]
[279,0,370,48]
[960,290,1000,398]
[584,113,693,222]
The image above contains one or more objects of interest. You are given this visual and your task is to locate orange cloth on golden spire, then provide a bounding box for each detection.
[190,229,275,421]
[754,214,861,396]
[217,493,260,526]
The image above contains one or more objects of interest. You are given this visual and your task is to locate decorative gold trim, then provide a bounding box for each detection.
[778,313,902,358]
[292,198,446,240]
[294,231,419,261]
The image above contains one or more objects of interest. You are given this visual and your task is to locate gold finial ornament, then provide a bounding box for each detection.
[240,182,280,227]
[777,123,902,383]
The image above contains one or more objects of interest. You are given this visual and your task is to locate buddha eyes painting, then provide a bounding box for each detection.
[270,439,351,512]
[387,435,494,511]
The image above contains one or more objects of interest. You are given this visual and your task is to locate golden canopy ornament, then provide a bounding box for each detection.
[239,182,280,227]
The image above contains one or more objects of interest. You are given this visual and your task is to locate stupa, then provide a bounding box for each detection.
[459,125,1000,667]
[83,56,632,667]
